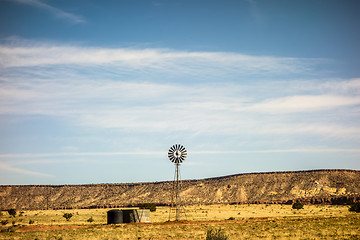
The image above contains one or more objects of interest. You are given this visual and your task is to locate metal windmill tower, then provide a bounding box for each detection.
[168,144,187,221]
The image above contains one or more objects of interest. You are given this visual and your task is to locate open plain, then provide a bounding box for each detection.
[1,204,359,239]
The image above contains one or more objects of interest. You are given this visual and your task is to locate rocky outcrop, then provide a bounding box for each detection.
[0,169,359,210]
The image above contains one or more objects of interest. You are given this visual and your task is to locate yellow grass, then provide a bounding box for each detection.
[1,204,359,239]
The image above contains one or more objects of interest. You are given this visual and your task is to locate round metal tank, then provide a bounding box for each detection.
[122,209,138,223]
[107,209,123,224]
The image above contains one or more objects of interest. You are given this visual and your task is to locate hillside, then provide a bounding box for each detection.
[1,169,359,210]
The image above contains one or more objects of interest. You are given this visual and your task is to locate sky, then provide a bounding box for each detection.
[0,0,359,185]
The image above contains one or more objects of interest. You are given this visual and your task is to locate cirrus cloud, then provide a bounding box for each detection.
[10,0,85,24]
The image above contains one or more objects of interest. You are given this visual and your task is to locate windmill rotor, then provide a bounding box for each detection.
[168,144,187,164]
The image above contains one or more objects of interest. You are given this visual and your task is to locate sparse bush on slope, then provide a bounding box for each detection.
[349,202,360,213]
[7,209,16,217]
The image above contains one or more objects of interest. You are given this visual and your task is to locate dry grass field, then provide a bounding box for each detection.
[1,204,359,239]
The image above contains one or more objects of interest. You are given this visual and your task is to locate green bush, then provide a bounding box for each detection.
[29,219,34,224]
[63,213,73,221]
[206,228,228,240]
[292,202,304,210]
[139,203,156,212]
[349,202,360,213]
[7,209,16,217]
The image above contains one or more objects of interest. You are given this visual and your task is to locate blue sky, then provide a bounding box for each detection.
[0,0,359,185]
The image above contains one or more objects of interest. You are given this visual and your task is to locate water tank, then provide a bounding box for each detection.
[107,209,150,224]
[107,209,123,224]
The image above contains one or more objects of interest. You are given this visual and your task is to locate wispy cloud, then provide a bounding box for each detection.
[0,43,325,77]
[1,74,360,139]
[12,0,85,24]
[0,161,54,177]
[245,95,360,113]
[246,0,263,23]
[192,148,360,154]
[0,151,164,159]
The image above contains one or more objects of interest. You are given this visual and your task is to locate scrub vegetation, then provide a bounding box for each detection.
[0,204,359,239]
[349,202,360,213]
[292,202,304,210]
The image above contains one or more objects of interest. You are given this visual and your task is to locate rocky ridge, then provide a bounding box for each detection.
[0,169,359,210]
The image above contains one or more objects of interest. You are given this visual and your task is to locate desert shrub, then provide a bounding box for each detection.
[139,203,156,212]
[7,209,16,217]
[292,202,304,210]
[29,219,34,224]
[87,216,94,223]
[63,213,73,221]
[206,228,228,240]
[349,202,360,213]
[1,220,9,225]
[1,225,15,233]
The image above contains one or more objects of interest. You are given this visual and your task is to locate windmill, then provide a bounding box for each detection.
[168,144,187,221]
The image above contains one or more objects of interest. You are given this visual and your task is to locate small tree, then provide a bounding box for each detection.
[206,228,228,240]
[292,202,304,210]
[63,213,73,221]
[139,203,156,212]
[349,202,360,213]
[7,209,16,217]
